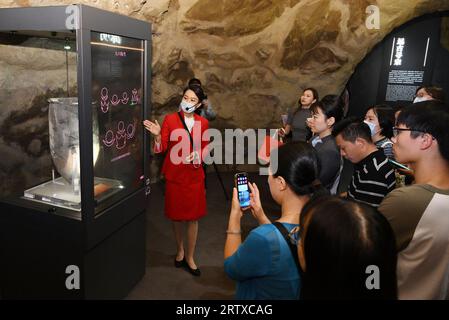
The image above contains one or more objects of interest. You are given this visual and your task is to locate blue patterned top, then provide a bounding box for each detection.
[224,223,301,300]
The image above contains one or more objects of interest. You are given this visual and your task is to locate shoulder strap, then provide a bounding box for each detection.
[380,139,393,148]
[272,222,301,273]
[177,111,194,147]
[178,112,205,171]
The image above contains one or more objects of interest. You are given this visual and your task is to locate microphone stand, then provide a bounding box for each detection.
[210,159,229,201]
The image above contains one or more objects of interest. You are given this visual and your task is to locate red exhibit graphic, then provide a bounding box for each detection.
[100,87,141,113]
[100,87,140,157]
[102,121,136,150]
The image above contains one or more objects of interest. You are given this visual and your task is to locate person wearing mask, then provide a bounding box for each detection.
[414,86,445,104]
[188,78,216,121]
[333,118,396,207]
[308,95,343,194]
[364,105,395,159]
[224,142,323,300]
[279,88,319,142]
[297,196,398,300]
[143,85,209,276]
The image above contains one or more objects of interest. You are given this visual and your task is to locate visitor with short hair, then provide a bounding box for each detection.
[379,101,449,299]
[333,118,396,207]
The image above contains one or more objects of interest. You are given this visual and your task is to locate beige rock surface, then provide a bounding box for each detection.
[442,17,449,51]
[1,0,448,129]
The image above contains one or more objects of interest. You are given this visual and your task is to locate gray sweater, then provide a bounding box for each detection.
[313,135,341,192]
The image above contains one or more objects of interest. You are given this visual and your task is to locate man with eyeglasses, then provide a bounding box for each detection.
[379,100,449,300]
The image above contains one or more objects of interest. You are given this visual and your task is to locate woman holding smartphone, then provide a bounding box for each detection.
[224,142,324,299]
[279,88,319,142]
[143,85,209,276]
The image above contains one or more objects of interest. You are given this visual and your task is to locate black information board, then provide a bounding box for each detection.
[91,31,144,203]
[377,17,441,103]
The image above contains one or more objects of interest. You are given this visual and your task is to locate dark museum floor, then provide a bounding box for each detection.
[126,171,282,300]
[126,163,353,300]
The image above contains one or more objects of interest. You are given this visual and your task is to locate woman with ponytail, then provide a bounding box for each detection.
[224,142,326,300]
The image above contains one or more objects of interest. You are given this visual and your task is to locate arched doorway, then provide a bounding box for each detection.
[347,11,449,117]
[338,11,449,193]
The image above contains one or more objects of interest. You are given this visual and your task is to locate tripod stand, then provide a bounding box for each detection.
[209,161,229,201]
[193,106,229,200]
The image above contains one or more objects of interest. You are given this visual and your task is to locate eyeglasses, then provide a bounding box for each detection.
[392,127,428,137]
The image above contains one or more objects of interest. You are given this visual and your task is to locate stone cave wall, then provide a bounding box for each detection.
[2,0,449,127]
[1,0,449,192]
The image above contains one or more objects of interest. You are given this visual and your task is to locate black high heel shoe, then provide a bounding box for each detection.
[174,257,185,268]
[183,262,201,276]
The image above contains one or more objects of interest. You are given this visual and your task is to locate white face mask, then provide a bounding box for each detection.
[180,100,197,114]
[364,120,377,137]
[413,96,430,104]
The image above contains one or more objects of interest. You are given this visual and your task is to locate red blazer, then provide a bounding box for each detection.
[154,111,209,184]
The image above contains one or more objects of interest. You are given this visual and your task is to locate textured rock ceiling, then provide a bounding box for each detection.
[1,0,449,129]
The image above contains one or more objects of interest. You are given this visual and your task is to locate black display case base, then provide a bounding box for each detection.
[0,204,145,299]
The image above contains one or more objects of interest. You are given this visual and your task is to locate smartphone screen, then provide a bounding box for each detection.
[235,172,250,207]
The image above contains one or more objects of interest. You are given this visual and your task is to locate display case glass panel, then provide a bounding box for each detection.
[90,31,144,215]
[0,30,82,213]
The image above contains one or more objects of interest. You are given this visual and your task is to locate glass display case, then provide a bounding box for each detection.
[20,31,146,214]
[0,5,151,299]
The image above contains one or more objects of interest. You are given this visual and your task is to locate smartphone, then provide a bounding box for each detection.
[388,159,412,171]
[234,172,251,207]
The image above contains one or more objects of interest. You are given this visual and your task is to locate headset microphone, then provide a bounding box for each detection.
[186,103,197,111]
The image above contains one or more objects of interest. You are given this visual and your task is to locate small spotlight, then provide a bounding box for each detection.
[64,37,71,50]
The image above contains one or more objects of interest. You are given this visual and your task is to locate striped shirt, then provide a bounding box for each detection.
[347,149,396,207]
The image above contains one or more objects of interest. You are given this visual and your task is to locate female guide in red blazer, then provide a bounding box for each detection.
[143,85,209,276]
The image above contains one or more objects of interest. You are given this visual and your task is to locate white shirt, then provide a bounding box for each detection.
[184,116,194,132]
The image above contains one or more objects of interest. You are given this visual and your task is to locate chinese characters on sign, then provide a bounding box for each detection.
[392,37,405,66]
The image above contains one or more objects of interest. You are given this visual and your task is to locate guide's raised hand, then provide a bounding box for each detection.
[278,127,286,138]
[305,117,313,129]
[143,119,161,136]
